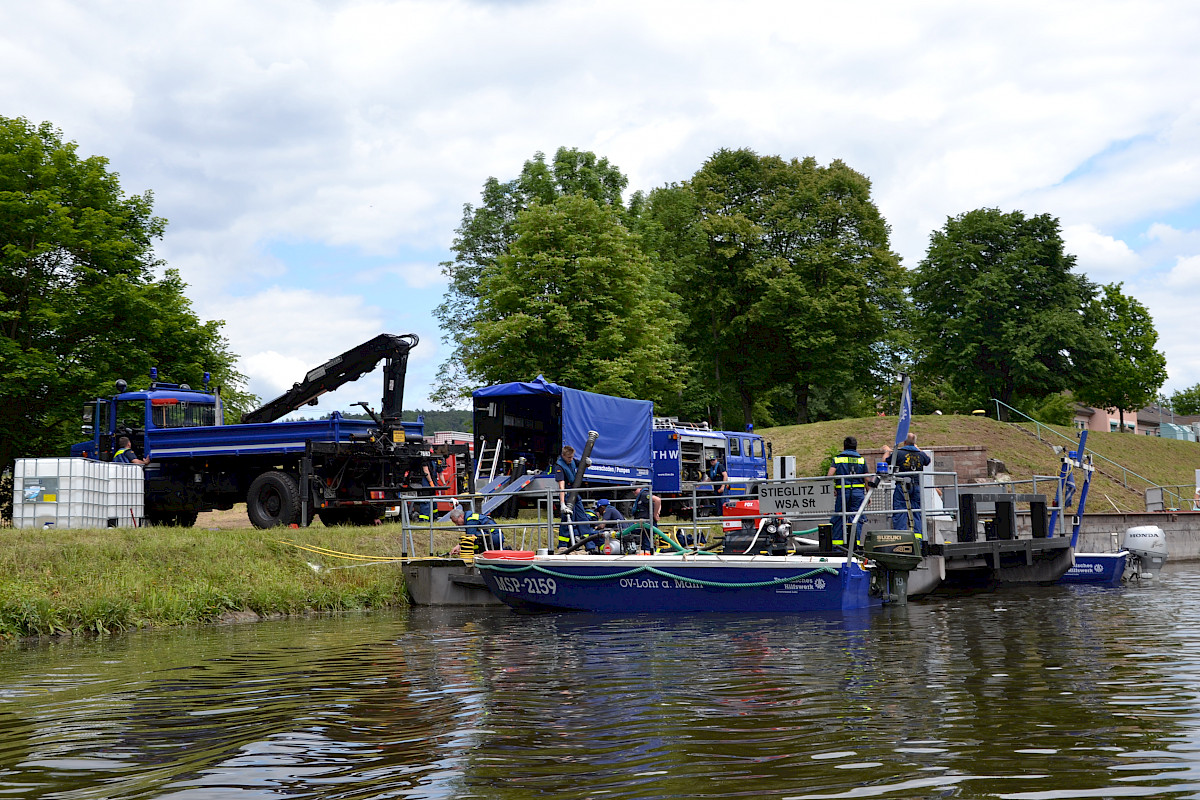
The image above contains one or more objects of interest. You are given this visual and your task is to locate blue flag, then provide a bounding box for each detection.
[894,375,912,448]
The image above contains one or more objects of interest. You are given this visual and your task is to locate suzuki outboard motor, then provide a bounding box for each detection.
[1122,525,1168,579]
[863,529,922,604]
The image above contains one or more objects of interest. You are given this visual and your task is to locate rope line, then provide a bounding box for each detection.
[278,540,451,564]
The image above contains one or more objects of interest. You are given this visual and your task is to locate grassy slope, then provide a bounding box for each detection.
[759,415,1200,512]
[0,524,422,639]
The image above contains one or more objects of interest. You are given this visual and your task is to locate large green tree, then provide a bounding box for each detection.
[0,116,250,468]
[1075,283,1167,431]
[458,194,684,401]
[911,208,1102,418]
[433,147,628,403]
[641,148,905,427]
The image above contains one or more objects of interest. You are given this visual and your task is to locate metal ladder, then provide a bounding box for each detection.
[474,438,503,485]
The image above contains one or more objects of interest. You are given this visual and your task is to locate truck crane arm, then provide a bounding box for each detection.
[239,333,419,425]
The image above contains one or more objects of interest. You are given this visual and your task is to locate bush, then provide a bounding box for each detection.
[1023,392,1074,426]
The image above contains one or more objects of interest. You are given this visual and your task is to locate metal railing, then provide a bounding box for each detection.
[392,470,965,558]
[992,398,1191,507]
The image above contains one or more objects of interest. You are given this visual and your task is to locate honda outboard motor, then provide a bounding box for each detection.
[1122,525,1168,580]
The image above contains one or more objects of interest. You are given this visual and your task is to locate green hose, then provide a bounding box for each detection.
[617,522,687,553]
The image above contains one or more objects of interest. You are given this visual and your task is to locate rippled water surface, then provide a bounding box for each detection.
[4,567,1200,799]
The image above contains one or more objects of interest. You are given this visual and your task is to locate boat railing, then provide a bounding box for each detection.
[392,469,990,558]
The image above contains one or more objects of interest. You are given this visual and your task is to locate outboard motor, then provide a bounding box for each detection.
[863,529,922,604]
[1122,525,1168,580]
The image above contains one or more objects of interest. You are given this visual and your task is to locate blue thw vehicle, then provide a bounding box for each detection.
[71,334,465,528]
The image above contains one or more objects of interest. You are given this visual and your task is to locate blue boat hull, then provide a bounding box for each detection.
[1058,551,1128,586]
[474,552,880,613]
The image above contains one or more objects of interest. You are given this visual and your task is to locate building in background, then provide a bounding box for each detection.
[1074,403,1200,441]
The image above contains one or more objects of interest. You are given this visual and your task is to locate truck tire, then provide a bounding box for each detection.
[175,510,199,528]
[247,471,302,528]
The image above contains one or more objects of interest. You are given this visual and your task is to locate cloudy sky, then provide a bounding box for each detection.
[5,1,1200,415]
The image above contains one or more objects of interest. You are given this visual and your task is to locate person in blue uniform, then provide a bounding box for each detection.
[113,436,147,465]
[632,485,661,526]
[826,436,886,550]
[595,498,625,530]
[707,456,729,517]
[450,507,503,555]
[628,486,659,552]
[553,445,596,549]
[891,433,932,535]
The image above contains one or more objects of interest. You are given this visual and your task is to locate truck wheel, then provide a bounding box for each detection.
[176,510,199,528]
[247,471,301,528]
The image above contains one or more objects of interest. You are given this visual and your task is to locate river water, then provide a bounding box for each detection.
[3,566,1200,800]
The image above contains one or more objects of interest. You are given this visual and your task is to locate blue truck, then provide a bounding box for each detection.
[70,334,463,528]
[471,377,768,514]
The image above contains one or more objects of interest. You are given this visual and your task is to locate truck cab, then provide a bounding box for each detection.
[652,421,767,491]
[72,379,222,462]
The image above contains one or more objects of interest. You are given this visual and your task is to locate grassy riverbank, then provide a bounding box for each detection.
[0,520,440,640]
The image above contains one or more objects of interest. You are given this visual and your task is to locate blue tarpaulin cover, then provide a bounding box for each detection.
[473,376,653,481]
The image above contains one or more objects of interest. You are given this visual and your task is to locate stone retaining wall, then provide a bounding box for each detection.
[1006,511,1200,560]
[862,445,990,483]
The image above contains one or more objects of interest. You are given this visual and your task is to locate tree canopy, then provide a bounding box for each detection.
[910,208,1102,417]
[432,147,628,402]
[0,116,250,467]
[457,194,684,401]
[640,149,905,426]
[1074,282,1167,429]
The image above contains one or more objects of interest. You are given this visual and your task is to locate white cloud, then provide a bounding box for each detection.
[211,287,385,408]
[1062,224,1142,281]
[1165,254,1200,288]
[6,0,1200,405]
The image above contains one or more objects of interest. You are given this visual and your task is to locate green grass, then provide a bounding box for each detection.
[759,414,1200,512]
[6,412,1193,640]
[0,524,428,640]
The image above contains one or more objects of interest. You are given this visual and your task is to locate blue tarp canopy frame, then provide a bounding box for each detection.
[473,376,652,481]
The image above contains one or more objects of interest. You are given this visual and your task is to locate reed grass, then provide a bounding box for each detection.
[0,522,453,640]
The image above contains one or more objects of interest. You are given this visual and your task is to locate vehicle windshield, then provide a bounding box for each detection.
[115,400,144,433]
[153,401,217,429]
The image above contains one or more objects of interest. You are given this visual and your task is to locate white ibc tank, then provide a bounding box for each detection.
[1121,525,1168,574]
[12,458,144,529]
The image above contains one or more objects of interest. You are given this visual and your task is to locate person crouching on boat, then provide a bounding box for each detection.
[449,507,504,557]
[554,445,597,551]
[595,498,625,530]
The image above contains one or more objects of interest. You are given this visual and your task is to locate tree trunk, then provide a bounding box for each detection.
[795,383,810,425]
[710,311,724,430]
[998,383,1015,422]
[739,390,754,430]
[1118,408,1125,432]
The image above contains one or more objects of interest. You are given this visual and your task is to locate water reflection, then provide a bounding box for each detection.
[0,569,1198,798]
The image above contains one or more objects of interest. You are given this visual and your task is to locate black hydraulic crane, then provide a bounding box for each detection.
[240,333,419,427]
